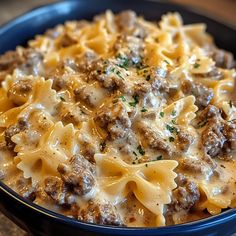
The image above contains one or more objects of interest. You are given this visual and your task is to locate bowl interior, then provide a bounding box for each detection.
[0,0,236,235]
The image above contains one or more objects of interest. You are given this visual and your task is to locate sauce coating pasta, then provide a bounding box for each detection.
[0,10,235,227]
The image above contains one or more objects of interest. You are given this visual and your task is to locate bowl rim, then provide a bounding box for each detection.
[1,180,236,234]
[0,0,236,234]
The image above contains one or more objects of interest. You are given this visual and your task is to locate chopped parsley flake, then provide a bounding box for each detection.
[194,63,200,69]
[156,155,163,160]
[129,95,140,107]
[160,112,164,118]
[60,97,65,102]
[117,54,129,70]
[119,95,126,102]
[164,59,170,64]
[166,124,178,134]
[171,110,177,116]
[171,119,176,124]
[116,70,125,80]
[141,107,148,112]
[169,137,175,142]
[229,100,233,108]
[145,163,148,167]
[133,151,138,156]
[137,145,145,155]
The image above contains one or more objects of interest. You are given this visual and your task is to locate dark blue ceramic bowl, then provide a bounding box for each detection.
[0,1,236,235]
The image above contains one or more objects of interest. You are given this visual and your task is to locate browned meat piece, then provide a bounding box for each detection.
[134,81,151,97]
[76,51,98,73]
[74,85,101,108]
[4,118,28,150]
[79,136,99,163]
[57,155,95,196]
[0,50,25,81]
[182,80,213,108]
[137,121,173,156]
[116,10,137,30]
[88,59,131,93]
[206,67,223,80]
[0,51,23,71]
[44,176,76,206]
[115,11,148,38]
[222,120,236,154]
[7,79,32,105]
[198,104,220,121]
[52,76,69,91]
[19,50,44,76]
[95,101,131,139]
[180,158,215,176]
[211,48,235,69]
[114,34,144,67]
[150,67,169,92]
[79,201,124,226]
[177,131,194,152]
[16,177,37,202]
[166,176,200,224]
[172,180,200,211]
[202,120,226,157]
[200,105,236,158]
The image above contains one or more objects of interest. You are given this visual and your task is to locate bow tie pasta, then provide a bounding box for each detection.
[95,154,178,226]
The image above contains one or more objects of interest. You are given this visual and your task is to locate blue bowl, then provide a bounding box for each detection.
[0,1,236,235]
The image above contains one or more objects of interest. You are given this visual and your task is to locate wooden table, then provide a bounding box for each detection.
[0,0,235,235]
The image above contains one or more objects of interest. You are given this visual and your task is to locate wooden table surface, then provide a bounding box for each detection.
[0,0,235,235]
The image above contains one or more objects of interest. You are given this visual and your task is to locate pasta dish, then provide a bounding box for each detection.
[0,10,235,227]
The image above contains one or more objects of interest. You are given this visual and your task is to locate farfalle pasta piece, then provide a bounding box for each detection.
[163,95,198,125]
[160,13,212,46]
[195,160,236,216]
[95,154,178,226]
[15,122,77,184]
[0,77,60,128]
[198,72,234,104]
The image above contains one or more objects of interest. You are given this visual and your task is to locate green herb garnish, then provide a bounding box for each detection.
[141,107,148,112]
[133,151,138,156]
[119,95,126,102]
[137,145,145,155]
[160,112,164,118]
[116,70,125,80]
[164,59,170,65]
[117,54,129,70]
[156,155,163,160]
[166,124,178,134]
[194,63,200,69]
[171,110,177,116]
[60,97,65,102]
[129,95,140,107]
